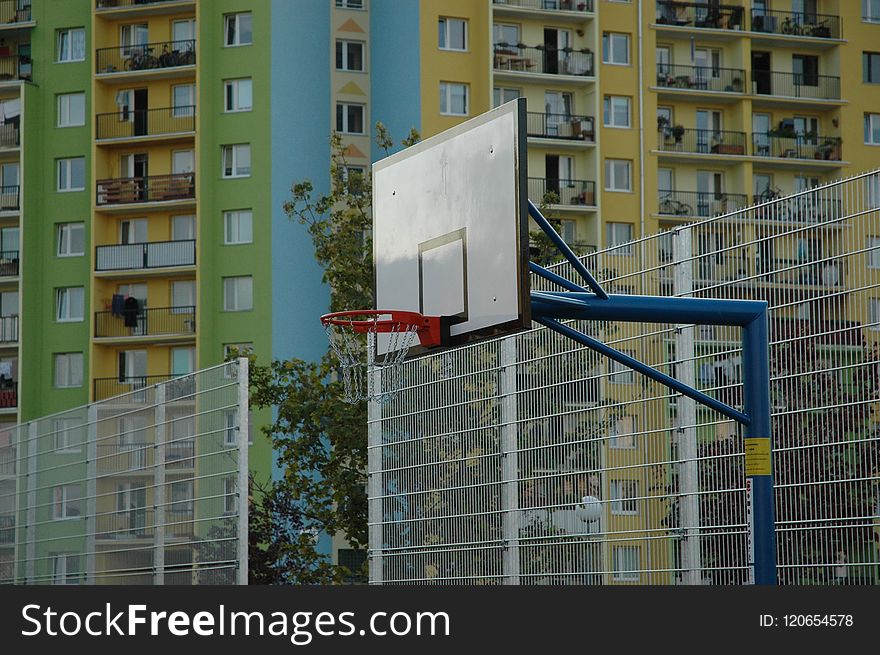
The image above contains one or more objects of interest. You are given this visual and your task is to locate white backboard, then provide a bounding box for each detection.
[373,98,531,354]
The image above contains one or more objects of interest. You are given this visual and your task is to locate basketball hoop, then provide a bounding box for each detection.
[321,310,445,404]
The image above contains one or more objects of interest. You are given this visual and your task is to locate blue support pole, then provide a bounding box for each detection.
[529,261,587,293]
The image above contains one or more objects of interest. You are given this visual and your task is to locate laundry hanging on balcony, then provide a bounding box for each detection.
[122,296,141,328]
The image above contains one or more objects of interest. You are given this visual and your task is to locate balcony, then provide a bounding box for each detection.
[655,1,745,31]
[527,112,594,142]
[0,53,30,82]
[656,64,745,94]
[97,0,194,9]
[493,45,594,77]
[752,194,841,224]
[657,189,749,218]
[752,134,841,161]
[96,173,194,206]
[0,515,12,545]
[94,374,194,402]
[657,128,747,156]
[0,123,18,149]
[0,250,17,276]
[0,1,32,28]
[0,383,16,409]
[0,315,17,343]
[751,70,840,101]
[96,106,195,141]
[96,240,195,272]
[94,305,196,339]
[0,446,13,476]
[0,185,17,211]
[96,509,193,540]
[529,177,596,207]
[96,39,195,76]
[492,0,594,14]
[750,10,840,40]
[97,442,153,474]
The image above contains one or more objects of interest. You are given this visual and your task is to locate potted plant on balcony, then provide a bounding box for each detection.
[816,138,840,160]
[730,76,743,92]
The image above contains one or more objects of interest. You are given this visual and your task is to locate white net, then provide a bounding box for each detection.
[324,315,419,404]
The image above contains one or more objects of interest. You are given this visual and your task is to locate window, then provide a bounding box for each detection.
[602,32,630,65]
[610,415,638,449]
[57,93,85,127]
[224,342,254,361]
[52,554,81,585]
[170,480,194,515]
[57,28,85,62]
[336,0,364,7]
[224,276,253,311]
[792,54,818,87]
[610,480,639,515]
[336,102,365,134]
[54,353,83,388]
[57,157,85,192]
[54,418,82,453]
[224,477,238,514]
[438,17,467,51]
[867,0,880,22]
[492,22,519,47]
[868,114,880,147]
[170,281,195,313]
[224,210,253,244]
[604,159,632,192]
[607,222,633,254]
[172,84,195,117]
[440,82,468,116]
[171,214,195,241]
[656,45,671,74]
[55,288,84,322]
[867,175,880,209]
[224,12,252,46]
[612,546,640,581]
[493,87,520,107]
[342,165,366,196]
[53,485,81,520]
[603,95,631,128]
[336,40,364,71]
[224,78,252,112]
[225,409,239,446]
[56,223,85,257]
[609,357,634,384]
[221,144,251,177]
[865,52,880,84]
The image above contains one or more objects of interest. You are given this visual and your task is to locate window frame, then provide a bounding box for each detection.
[57,28,85,63]
[865,113,880,145]
[53,418,83,454]
[606,221,634,254]
[603,95,631,128]
[336,102,366,135]
[224,12,253,47]
[604,159,633,193]
[439,82,469,116]
[223,276,254,312]
[171,83,196,118]
[224,78,253,113]
[602,31,630,66]
[57,93,85,128]
[866,0,880,22]
[54,352,84,388]
[55,287,85,323]
[336,0,365,9]
[612,546,640,581]
[223,209,254,245]
[53,484,82,520]
[335,39,365,72]
[221,144,251,178]
[56,222,85,257]
[438,17,468,52]
[57,157,85,192]
[610,479,639,515]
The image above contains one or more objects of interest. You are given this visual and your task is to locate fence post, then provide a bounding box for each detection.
[86,405,97,583]
[24,422,35,583]
[500,337,520,584]
[236,357,249,586]
[367,366,383,584]
[154,383,166,585]
[673,225,702,585]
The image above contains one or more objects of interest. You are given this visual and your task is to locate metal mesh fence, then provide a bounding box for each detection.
[369,170,880,585]
[0,359,248,585]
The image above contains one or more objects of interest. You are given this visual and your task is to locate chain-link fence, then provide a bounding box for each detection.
[0,359,249,585]
[369,170,880,585]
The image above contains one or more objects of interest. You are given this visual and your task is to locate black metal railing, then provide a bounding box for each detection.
[492,0,594,12]
[657,128,747,155]
[752,194,842,224]
[529,177,596,206]
[0,185,18,211]
[0,315,17,342]
[752,134,841,160]
[750,70,840,99]
[0,250,17,277]
[94,374,194,401]
[95,305,196,339]
[0,123,18,148]
[750,9,840,39]
[655,1,745,30]
[0,53,31,82]
[96,240,195,271]
[0,384,16,408]
[96,173,195,205]
[0,1,30,24]
[656,64,745,93]
[0,447,13,476]
[0,515,13,545]
[527,112,595,141]
[96,106,195,140]
[96,442,153,473]
[493,44,594,76]
[657,189,749,218]
[96,39,196,75]
[96,0,192,8]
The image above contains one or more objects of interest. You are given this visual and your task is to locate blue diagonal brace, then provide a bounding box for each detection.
[529,261,587,292]
[528,200,609,299]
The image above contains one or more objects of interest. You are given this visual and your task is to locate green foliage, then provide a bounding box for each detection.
[247,123,419,584]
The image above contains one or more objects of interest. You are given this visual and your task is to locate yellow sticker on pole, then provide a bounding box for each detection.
[744,438,771,476]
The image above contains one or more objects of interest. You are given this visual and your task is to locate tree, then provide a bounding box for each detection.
[247,123,419,584]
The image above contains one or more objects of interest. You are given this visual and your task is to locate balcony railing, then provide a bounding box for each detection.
[656,64,745,93]
[527,112,594,141]
[0,315,17,342]
[96,106,195,140]
[750,10,840,39]
[658,189,749,218]
[0,54,31,82]
[0,123,18,148]
[96,39,196,75]
[655,1,745,30]
[166,439,194,468]
[658,128,747,155]
[95,305,196,339]
[529,177,596,206]
[492,0,594,12]
[0,250,17,276]
[0,383,16,408]
[96,239,195,271]
[0,446,13,476]
[0,1,30,25]
[0,515,13,545]
[752,134,841,161]
[752,194,842,224]
[97,0,192,8]
[493,44,594,76]
[0,185,17,211]
[96,173,195,205]
[95,509,194,539]
[751,70,840,100]
[94,374,194,401]
[97,442,153,473]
